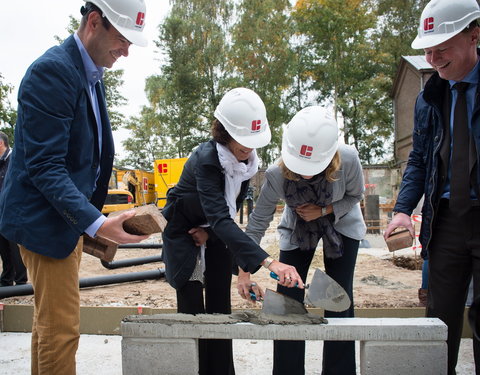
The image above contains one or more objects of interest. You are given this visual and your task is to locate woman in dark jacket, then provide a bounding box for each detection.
[162,87,303,375]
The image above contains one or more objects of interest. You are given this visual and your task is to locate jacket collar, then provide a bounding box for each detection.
[0,147,11,162]
[61,35,90,95]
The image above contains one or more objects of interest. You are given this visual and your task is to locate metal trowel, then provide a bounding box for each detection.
[262,289,308,315]
[265,268,351,314]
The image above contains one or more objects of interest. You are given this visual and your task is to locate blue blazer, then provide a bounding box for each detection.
[0,35,114,259]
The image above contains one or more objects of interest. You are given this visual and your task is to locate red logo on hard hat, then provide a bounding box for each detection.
[300,145,313,158]
[423,17,434,32]
[251,120,262,132]
[136,12,145,26]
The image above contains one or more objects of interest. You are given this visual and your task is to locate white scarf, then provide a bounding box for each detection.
[216,142,259,219]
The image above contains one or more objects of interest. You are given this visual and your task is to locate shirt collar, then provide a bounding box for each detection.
[449,57,480,88]
[73,32,104,86]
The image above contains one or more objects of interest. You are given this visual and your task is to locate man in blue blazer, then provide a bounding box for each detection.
[0,1,148,373]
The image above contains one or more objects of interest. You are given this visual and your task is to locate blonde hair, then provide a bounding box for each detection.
[279,151,341,182]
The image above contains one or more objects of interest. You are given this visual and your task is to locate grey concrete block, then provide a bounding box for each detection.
[122,337,198,375]
[360,341,447,375]
[121,314,447,342]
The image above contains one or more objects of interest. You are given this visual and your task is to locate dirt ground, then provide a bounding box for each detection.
[0,214,424,310]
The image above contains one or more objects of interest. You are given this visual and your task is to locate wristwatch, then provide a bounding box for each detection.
[321,206,328,216]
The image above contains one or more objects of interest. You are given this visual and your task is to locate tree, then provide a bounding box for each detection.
[132,0,234,160]
[293,0,394,163]
[117,106,165,169]
[0,74,16,141]
[230,0,295,166]
[373,0,430,79]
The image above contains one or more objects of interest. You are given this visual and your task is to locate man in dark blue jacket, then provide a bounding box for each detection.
[0,1,149,374]
[0,131,27,287]
[385,0,480,373]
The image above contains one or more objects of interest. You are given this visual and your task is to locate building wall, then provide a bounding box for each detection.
[394,73,434,175]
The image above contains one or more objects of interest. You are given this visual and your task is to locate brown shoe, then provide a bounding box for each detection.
[418,288,428,307]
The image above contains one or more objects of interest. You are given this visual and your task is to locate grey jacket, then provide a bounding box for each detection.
[246,144,366,250]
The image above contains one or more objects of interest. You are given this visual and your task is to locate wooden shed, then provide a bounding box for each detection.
[391,56,435,173]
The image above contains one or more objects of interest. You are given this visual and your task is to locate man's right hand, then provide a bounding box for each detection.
[384,212,415,240]
[96,211,150,244]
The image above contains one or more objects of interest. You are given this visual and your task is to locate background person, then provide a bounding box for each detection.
[384,0,480,373]
[0,1,150,374]
[0,131,27,287]
[162,87,303,375]
[245,106,366,375]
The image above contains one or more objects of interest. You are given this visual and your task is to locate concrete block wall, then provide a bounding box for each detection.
[121,314,448,375]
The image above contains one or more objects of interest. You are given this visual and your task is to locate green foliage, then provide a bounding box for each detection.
[293,0,397,163]
[121,0,429,167]
[230,0,295,166]
[373,0,430,78]
[120,0,233,162]
[102,69,127,131]
[117,106,165,169]
[0,74,16,141]
[1,1,433,168]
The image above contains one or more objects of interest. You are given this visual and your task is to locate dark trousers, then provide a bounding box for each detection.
[273,235,359,375]
[176,237,235,375]
[0,233,27,286]
[428,202,480,375]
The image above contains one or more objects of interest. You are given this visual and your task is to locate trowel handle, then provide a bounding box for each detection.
[270,271,281,282]
[269,271,308,288]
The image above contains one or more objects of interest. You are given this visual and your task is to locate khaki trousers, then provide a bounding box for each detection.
[20,238,83,375]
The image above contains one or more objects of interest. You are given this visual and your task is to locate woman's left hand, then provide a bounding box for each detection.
[295,203,325,222]
[188,227,209,246]
[237,269,264,302]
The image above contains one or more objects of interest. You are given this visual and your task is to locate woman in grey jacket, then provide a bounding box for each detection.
[245,106,366,375]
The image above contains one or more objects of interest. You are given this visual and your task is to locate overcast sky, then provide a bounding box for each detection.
[0,1,171,155]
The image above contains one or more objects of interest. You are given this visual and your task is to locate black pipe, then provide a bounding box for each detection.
[118,243,163,249]
[101,255,163,269]
[80,268,165,288]
[0,268,165,299]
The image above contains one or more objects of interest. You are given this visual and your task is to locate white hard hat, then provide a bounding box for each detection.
[86,0,148,47]
[214,87,271,149]
[281,106,338,176]
[411,0,480,49]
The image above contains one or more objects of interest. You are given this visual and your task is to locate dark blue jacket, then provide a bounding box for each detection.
[0,35,114,259]
[0,148,12,192]
[162,140,268,289]
[393,63,480,257]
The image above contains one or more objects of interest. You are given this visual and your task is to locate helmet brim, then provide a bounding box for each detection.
[411,29,462,49]
[281,146,335,177]
[229,125,272,149]
[115,24,148,47]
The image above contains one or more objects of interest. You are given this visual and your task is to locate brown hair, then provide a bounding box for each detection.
[279,150,341,182]
[80,2,111,30]
[462,20,479,33]
[211,119,233,145]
